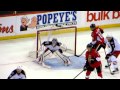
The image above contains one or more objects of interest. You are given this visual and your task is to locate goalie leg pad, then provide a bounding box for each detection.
[53,50,71,66]
[38,50,51,63]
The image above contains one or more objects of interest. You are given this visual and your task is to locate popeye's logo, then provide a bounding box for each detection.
[0,24,14,33]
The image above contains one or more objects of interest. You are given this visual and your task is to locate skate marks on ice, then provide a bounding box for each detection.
[40,56,86,70]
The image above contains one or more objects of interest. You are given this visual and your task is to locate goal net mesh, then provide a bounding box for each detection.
[28,26,77,59]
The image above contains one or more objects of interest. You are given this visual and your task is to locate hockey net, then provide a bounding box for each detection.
[28,26,77,59]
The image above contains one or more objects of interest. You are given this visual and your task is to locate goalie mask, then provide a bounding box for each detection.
[52,38,58,46]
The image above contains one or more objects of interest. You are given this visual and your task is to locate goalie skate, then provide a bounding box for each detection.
[41,62,51,69]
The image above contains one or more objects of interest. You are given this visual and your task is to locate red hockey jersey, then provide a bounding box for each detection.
[91,27,104,45]
[86,49,101,68]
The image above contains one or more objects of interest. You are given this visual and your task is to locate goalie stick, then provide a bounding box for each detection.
[75,49,87,57]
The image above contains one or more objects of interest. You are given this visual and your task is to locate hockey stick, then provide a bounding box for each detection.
[73,69,84,79]
[104,49,114,75]
[75,49,87,57]
[96,44,100,51]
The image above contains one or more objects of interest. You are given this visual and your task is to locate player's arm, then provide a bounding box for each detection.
[42,41,51,46]
[83,52,90,71]
[94,51,101,62]
[91,33,97,45]
[8,70,16,79]
[88,51,101,64]
[57,42,62,46]
[99,28,104,34]
[21,70,26,78]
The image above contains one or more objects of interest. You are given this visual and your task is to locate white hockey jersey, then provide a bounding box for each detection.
[105,37,120,54]
[10,73,26,79]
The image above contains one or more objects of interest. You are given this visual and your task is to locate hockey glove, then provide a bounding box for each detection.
[100,29,104,34]
[83,66,87,71]
[83,61,89,71]
[90,58,96,64]
[105,54,111,60]
[102,43,106,49]
[42,41,50,46]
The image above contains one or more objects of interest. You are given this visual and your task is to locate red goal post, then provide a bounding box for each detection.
[36,26,77,59]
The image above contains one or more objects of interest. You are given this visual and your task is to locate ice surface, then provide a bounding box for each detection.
[0,27,120,79]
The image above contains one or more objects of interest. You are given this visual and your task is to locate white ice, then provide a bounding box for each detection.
[0,27,120,79]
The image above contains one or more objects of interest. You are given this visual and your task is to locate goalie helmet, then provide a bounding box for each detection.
[52,38,58,46]
[52,38,58,42]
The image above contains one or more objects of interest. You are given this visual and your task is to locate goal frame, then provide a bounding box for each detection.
[36,26,77,59]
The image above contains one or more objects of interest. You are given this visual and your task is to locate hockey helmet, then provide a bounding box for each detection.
[16,66,22,70]
[106,34,113,38]
[90,24,96,28]
[87,43,93,48]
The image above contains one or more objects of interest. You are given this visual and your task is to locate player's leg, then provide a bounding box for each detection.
[96,65,103,79]
[39,49,52,68]
[85,66,94,79]
[53,49,71,66]
[108,55,119,73]
[37,48,48,62]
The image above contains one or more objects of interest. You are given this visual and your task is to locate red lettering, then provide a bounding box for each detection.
[5,27,9,33]
[0,25,14,33]
[87,11,94,22]
[94,12,100,21]
[2,26,6,33]
[112,11,120,19]
[10,25,13,33]
[0,27,1,32]
[103,11,110,20]
[87,11,110,22]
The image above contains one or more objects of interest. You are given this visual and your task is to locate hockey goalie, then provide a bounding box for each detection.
[36,38,71,68]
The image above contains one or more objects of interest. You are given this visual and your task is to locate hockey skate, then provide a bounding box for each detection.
[41,62,51,69]
[64,60,71,66]
[112,68,119,74]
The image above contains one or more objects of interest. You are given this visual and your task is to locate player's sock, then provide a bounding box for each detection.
[85,76,89,79]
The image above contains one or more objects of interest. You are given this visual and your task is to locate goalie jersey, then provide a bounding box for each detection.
[42,41,62,53]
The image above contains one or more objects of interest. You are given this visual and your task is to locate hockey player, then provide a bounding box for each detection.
[83,44,102,79]
[90,24,106,51]
[37,38,71,67]
[8,66,26,79]
[105,35,120,73]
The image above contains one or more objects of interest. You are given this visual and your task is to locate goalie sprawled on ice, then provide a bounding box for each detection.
[36,38,71,68]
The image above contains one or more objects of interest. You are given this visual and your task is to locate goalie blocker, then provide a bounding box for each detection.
[36,38,71,67]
